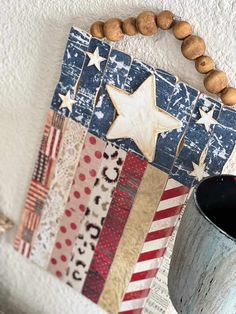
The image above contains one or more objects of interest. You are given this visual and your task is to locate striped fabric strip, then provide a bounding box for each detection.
[64,141,126,291]
[82,152,148,303]
[47,133,106,279]
[29,119,87,269]
[119,178,189,314]
[98,166,168,314]
[14,110,65,256]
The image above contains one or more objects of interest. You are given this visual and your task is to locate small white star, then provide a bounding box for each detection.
[87,47,106,71]
[59,91,76,112]
[189,162,209,181]
[196,108,219,132]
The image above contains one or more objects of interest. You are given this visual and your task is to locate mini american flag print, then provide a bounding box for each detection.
[15,27,236,314]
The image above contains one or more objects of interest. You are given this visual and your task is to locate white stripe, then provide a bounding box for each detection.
[19,240,24,254]
[134,258,162,273]
[142,237,168,253]
[126,278,153,293]
[157,194,188,211]
[51,129,60,158]
[23,242,30,257]
[165,178,183,190]
[149,215,179,233]
[45,127,54,156]
[120,297,146,312]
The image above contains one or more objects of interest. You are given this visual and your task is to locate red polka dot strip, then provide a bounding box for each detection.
[81,152,147,303]
[65,142,127,292]
[47,133,106,278]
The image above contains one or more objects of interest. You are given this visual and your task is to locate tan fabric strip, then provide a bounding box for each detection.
[98,165,169,314]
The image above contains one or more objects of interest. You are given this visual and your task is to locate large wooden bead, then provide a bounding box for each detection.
[136,11,158,36]
[181,35,205,60]
[104,18,124,41]
[122,17,138,36]
[204,70,228,94]
[221,87,236,106]
[90,21,105,38]
[173,21,192,39]
[195,55,215,74]
[156,10,174,30]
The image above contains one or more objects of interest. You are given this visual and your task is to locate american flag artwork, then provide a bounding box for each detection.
[15,27,236,314]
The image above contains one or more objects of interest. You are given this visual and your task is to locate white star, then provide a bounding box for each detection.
[106,75,183,162]
[189,162,209,181]
[59,91,76,112]
[196,108,219,132]
[87,47,106,71]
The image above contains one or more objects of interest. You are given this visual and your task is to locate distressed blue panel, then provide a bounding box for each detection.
[154,83,199,172]
[51,28,91,115]
[88,49,132,140]
[71,93,94,127]
[205,107,236,175]
[79,38,111,98]
[170,94,222,187]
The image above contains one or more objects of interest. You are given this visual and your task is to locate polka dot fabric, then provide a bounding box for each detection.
[47,133,106,278]
[82,152,148,303]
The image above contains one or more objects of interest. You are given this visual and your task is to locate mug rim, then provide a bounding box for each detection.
[194,174,236,243]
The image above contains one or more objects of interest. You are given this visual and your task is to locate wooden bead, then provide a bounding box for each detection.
[90,21,105,39]
[173,21,192,40]
[136,11,158,36]
[156,10,174,30]
[204,70,228,94]
[181,35,205,60]
[104,18,124,41]
[122,17,138,36]
[221,87,236,106]
[195,55,214,74]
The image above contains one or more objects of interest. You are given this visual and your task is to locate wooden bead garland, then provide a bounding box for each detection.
[90,10,235,106]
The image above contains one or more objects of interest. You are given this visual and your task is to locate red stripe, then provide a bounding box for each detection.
[161,185,189,201]
[31,181,48,194]
[49,128,57,157]
[123,288,150,301]
[138,247,166,262]
[25,202,34,211]
[119,309,143,314]
[131,268,158,282]
[153,204,184,221]
[145,226,174,242]
[44,158,53,186]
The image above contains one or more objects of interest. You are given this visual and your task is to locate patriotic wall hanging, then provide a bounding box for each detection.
[14,10,236,314]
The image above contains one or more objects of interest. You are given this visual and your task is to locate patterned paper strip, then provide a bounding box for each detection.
[119,178,189,314]
[82,152,148,303]
[47,133,106,278]
[14,110,65,256]
[65,141,126,291]
[99,166,169,314]
[29,119,87,268]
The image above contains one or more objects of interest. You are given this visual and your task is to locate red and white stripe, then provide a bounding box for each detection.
[18,240,31,258]
[119,178,189,314]
[45,126,61,158]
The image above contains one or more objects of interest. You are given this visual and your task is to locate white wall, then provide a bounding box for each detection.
[1,0,236,313]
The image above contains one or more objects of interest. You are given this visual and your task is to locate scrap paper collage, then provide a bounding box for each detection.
[15,27,236,314]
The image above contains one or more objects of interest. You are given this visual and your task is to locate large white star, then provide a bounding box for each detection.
[59,91,76,112]
[106,75,183,162]
[196,108,219,132]
[87,47,106,71]
[189,162,208,181]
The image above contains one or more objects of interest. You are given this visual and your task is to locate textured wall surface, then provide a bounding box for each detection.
[1,0,236,313]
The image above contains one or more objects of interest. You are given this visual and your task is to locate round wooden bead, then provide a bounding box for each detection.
[90,21,105,39]
[104,18,124,41]
[204,70,228,94]
[156,10,174,30]
[136,11,158,36]
[122,17,138,36]
[181,35,205,60]
[195,55,215,74]
[221,87,236,106]
[173,21,192,40]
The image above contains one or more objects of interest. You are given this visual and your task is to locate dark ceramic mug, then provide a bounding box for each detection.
[168,175,236,314]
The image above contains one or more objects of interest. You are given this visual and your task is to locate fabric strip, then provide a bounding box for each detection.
[47,133,106,278]
[98,166,168,314]
[119,178,189,314]
[64,141,126,291]
[14,109,65,257]
[81,152,148,303]
[29,119,86,268]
